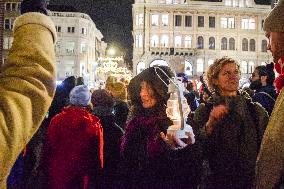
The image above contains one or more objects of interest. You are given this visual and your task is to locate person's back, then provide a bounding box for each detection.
[45,86,103,189]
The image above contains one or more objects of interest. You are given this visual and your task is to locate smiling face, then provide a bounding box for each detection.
[140,81,157,109]
[214,63,240,96]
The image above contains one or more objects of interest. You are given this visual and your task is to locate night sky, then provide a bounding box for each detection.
[49,0,271,68]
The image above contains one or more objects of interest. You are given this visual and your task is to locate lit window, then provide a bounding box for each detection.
[175,15,182,27]
[137,62,145,74]
[242,38,248,51]
[135,34,143,48]
[184,36,192,48]
[248,61,254,73]
[197,36,204,49]
[151,35,159,47]
[151,14,159,26]
[239,0,245,7]
[229,38,235,50]
[81,43,86,53]
[3,37,13,50]
[185,16,192,27]
[175,36,182,47]
[225,0,232,6]
[166,0,172,4]
[242,18,255,29]
[185,60,193,76]
[161,35,169,47]
[232,0,239,6]
[249,19,255,29]
[197,59,204,73]
[221,37,227,50]
[241,61,248,74]
[162,14,169,26]
[66,41,75,53]
[250,39,256,51]
[228,18,235,28]
[221,17,228,28]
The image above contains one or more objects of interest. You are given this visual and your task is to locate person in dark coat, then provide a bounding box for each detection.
[250,63,277,116]
[193,57,269,189]
[118,66,202,189]
[91,89,124,188]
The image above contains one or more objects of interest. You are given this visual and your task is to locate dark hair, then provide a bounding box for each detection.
[91,89,114,108]
[255,63,275,85]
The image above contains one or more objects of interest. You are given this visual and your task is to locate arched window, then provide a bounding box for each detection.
[261,40,267,52]
[196,58,204,72]
[185,60,193,76]
[151,35,159,47]
[184,36,192,48]
[248,61,254,73]
[150,59,169,67]
[229,38,235,50]
[197,36,204,49]
[250,39,256,51]
[136,61,145,74]
[175,36,182,47]
[221,37,227,50]
[209,37,215,50]
[241,61,248,74]
[242,38,248,51]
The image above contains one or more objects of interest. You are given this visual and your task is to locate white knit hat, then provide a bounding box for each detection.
[263,0,284,33]
[69,85,91,107]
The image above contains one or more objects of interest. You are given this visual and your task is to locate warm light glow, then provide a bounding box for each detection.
[108,48,116,56]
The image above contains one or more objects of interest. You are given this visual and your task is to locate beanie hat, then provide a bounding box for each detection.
[69,85,91,107]
[91,89,114,108]
[263,0,284,33]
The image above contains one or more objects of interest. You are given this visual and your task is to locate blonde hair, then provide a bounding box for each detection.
[206,57,240,92]
[108,81,128,102]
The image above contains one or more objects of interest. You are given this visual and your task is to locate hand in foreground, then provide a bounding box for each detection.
[21,0,48,15]
[206,104,229,135]
[160,132,188,150]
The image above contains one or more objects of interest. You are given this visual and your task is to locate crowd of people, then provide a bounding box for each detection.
[2,0,284,188]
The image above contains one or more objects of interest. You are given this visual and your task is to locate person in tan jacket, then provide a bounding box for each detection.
[0,0,57,187]
[255,0,284,188]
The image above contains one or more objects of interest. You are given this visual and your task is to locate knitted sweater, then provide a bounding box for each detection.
[0,12,56,188]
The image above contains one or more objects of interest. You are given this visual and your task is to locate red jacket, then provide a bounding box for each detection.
[46,106,103,189]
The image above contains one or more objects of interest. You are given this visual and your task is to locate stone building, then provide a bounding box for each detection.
[132,0,272,78]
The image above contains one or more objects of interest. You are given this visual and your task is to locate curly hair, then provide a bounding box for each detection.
[206,57,240,92]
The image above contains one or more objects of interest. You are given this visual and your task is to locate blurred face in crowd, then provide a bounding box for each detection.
[214,63,240,96]
[250,69,262,90]
[140,81,157,109]
[266,32,284,63]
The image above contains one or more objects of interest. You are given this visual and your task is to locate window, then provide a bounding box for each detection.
[242,18,255,29]
[175,36,182,47]
[166,0,172,3]
[162,14,169,26]
[81,28,87,35]
[185,60,193,76]
[151,14,159,26]
[248,61,255,73]
[136,13,143,25]
[250,39,256,51]
[229,38,235,50]
[67,27,75,33]
[175,15,182,27]
[221,37,227,50]
[239,0,245,7]
[225,0,232,6]
[241,61,248,73]
[197,58,204,73]
[55,41,61,53]
[198,16,204,27]
[151,35,159,47]
[221,17,228,28]
[56,26,61,32]
[261,20,264,30]
[5,3,11,11]
[197,36,204,49]
[184,36,192,48]
[209,16,215,28]
[221,17,235,29]
[261,40,267,52]
[81,43,86,53]
[135,34,143,48]
[242,38,248,51]
[232,0,239,7]
[161,35,169,47]
[4,18,14,30]
[3,37,13,49]
[208,59,214,66]
[11,3,16,11]
[209,37,215,50]
[228,18,235,28]
[185,16,192,27]
[66,41,75,53]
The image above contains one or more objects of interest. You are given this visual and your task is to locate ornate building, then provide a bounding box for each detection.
[132,0,272,77]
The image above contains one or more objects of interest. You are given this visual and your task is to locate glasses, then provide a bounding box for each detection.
[221,71,240,78]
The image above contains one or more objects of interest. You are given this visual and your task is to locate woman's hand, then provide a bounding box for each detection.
[206,104,229,135]
[160,132,188,150]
